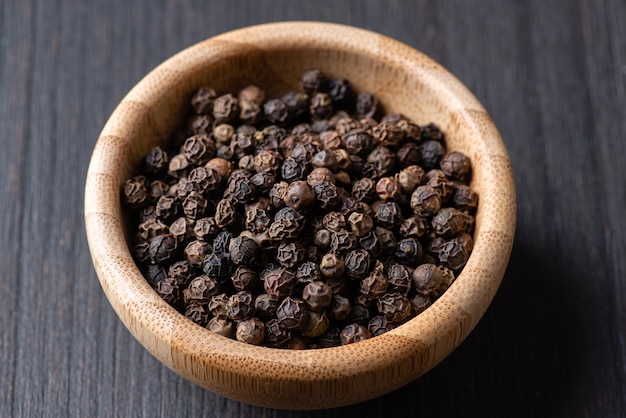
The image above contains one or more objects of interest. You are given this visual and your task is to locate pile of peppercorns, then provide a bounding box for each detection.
[121,69,478,348]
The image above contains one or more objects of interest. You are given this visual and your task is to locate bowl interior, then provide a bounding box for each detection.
[85,22,515,410]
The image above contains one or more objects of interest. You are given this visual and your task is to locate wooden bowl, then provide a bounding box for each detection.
[85,22,515,409]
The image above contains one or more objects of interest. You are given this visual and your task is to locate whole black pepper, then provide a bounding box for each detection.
[236,317,265,345]
[368,315,395,337]
[144,147,170,174]
[208,293,230,318]
[302,281,333,312]
[300,69,325,95]
[342,128,374,156]
[377,292,412,323]
[184,303,210,326]
[410,185,442,217]
[451,184,479,213]
[412,263,444,296]
[264,318,292,348]
[309,92,334,120]
[302,311,329,337]
[263,267,295,298]
[202,253,234,280]
[254,293,280,320]
[283,180,315,211]
[355,92,378,119]
[184,240,211,267]
[122,176,150,209]
[215,198,238,229]
[312,181,341,210]
[340,323,372,345]
[148,234,179,264]
[344,249,371,280]
[281,158,308,183]
[386,264,412,295]
[227,291,255,321]
[191,87,217,114]
[229,235,259,266]
[319,252,345,279]
[182,134,215,165]
[155,277,181,307]
[359,261,388,300]
[245,207,271,234]
[329,294,351,321]
[213,93,239,124]
[420,139,445,171]
[276,297,308,330]
[395,238,423,266]
[207,317,234,338]
[438,239,469,272]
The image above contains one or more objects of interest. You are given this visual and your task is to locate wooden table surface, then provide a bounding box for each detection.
[1,0,625,416]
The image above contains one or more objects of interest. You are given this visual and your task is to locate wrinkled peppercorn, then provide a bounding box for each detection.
[340,323,372,345]
[276,297,308,330]
[236,317,265,345]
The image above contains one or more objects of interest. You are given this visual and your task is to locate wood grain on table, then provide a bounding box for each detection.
[1,0,625,416]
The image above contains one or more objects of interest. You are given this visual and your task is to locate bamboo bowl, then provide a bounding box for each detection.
[85,22,515,409]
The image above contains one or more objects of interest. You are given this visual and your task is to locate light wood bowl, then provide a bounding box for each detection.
[85,22,515,409]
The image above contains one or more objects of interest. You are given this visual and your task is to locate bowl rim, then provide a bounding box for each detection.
[85,21,516,409]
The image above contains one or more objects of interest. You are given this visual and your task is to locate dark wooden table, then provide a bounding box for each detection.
[2,0,625,416]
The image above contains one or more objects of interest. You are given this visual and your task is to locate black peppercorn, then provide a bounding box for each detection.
[419,139,445,171]
[327,78,351,104]
[438,239,469,272]
[330,229,358,255]
[410,294,433,315]
[184,240,211,267]
[215,199,238,229]
[184,303,210,326]
[373,121,404,148]
[313,180,341,210]
[182,191,208,220]
[208,293,230,318]
[377,292,412,323]
[148,233,179,264]
[375,227,397,255]
[281,92,309,120]
[283,180,315,211]
[386,263,412,296]
[451,185,479,213]
[359,260,388,299]
[412,264,444,296]
[144,146,170,174]
[329,294,351,321]
[300,69,325,95]
[276,297,308,330]
[410,185,442,217]
[137,219,169,242]
[355,92,378,119]
[309,92,334,120]
[302,281,332,312]
[202,253,234,280]
[275,242,305,268]
[245,207,271,234]
[368,315,395,337]
[229,235,259,265]
[340,323,372,345]
[155,277,181,307]
[185,274,220,305]
[395,238,423,266]
[342,128,374,156]
[302,311,329,337]
[227,291,255,321]
[319,252,345,279]
[182,134,216,165]
[191,87,216,114]
[236,317,265,345]
[281,158,308,183]
[264,318,292,348]
[207,317,234,338]
[344,249,371,280]
[122,176,149,209]
[213,93,239,124]
[263,267,296,298]
[396,165,425,194]
[317,324,342,348]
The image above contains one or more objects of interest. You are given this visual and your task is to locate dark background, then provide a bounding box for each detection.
[1,0,625,416]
